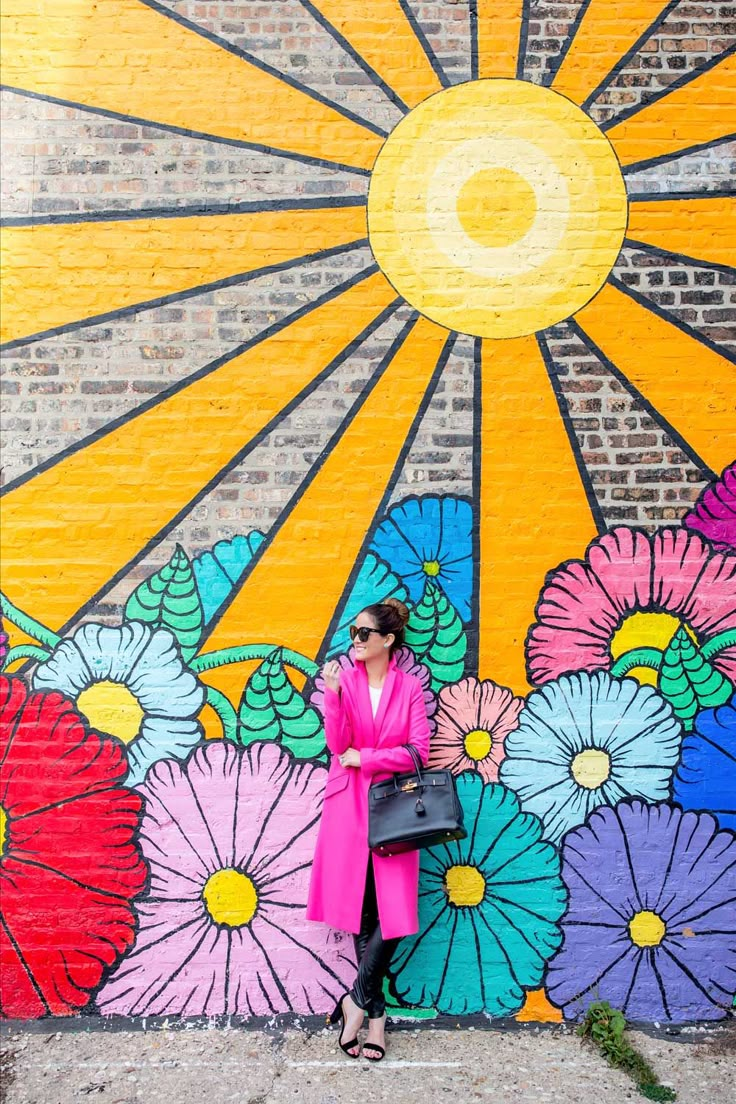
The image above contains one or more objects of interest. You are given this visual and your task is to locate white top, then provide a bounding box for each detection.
[368,684,383,718]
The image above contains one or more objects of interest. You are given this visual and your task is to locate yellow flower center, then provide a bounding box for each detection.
[0,804,8,856]
[445,864,486,908]
[629,910,666,948]
[571,748,610,789]
[457,167,537,249]
[203,868,258,927]
[463,728,492,762]
[422,560,441,577]
[610,612,696,687]
[75,680,145,744]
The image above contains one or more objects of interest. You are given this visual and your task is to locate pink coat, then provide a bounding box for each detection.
[306,656,431,940]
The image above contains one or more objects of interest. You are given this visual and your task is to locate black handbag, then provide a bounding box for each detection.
[368,744,467,857]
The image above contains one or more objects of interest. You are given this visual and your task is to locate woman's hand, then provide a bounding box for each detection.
[338,747,361,769]
[323,660,342,695]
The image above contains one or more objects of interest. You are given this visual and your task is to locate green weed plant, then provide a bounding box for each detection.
[578,1001,676,1102]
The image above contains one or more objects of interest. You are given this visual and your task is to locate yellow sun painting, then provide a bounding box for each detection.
[1,0,735,710]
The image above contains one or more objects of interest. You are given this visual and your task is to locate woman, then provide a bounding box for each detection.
[307,598,430,1061]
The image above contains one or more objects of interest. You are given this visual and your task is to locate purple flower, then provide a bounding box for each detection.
[0,620,8,669]
[96,741,355,1016]
[310,645,437,732]
[547,801,736,1022]
[684,462,736,552]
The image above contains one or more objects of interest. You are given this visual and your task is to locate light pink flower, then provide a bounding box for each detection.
[96,741,355,1017]
[310,645,437,732]
[526,527,736,686]
[429,677,523,782]
[684,462,736,552]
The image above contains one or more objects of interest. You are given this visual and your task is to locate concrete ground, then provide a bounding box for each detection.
[1,1020,734,1104]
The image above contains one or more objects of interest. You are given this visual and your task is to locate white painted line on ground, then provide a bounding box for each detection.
[285,1059,463,1069]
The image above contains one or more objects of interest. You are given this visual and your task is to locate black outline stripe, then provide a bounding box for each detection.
[516,0,531,82]
[1,261,386,496]
[468,0,529,81]
[580,0,681,113]
[1,195,367,229]
[397,0,450,88]
[52,290,404,636]
[139,0,388,138]
[622,131,736,176]
[543,0,594,88]
[568,318,716,483]
[0,238,369,353]
[627,188,736,203]
[601,43,736,133]
[623,238,736,279]
[469,0,479,81]
[314,328,460,666]
[536,331,607,535]
[0,86,372,178]
[296,0,410,115]
[468,336,482,673]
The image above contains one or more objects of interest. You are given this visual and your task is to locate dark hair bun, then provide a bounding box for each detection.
[382,597,410,627]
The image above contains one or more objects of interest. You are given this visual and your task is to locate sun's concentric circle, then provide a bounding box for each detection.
[368,79,628,338]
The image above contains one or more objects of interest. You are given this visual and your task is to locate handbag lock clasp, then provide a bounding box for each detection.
[401,780,418,792]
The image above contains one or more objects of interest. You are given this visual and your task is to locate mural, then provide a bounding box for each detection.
[1,0,735,1025]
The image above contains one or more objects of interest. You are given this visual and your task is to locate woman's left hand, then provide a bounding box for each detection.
[338,747,361,769]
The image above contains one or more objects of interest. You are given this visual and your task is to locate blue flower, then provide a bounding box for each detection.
[193,532,265,624]
[33,622,205,785]
[673,691,736,831]
[390,776,566,1016]
[500,672,682,844]
[325,553,408,658]
[369,496,473,621]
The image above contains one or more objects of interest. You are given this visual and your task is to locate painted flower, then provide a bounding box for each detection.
[310,645,437,733]
[673,691,736,831]
[526,527,736,686]
[500,672,682,845]
[369,496,474,621]
[0,620,8,669]
[96,741,355,1017]
[324,552,409,659]
[33,621,205,785]
[547,801,736,1022]
[684,462,736,553]
[0,676,146,1018]
[429,677,523,782]
[391,776,566,1016]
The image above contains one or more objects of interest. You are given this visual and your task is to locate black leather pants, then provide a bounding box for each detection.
[350,860,400,1019]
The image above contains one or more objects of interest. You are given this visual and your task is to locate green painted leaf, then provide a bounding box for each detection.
[404,580,467,692]
[237,647,326,759]
[658,626,733,731]
[124,544,203,661]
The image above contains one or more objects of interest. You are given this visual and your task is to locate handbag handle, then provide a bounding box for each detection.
[404,743,424,784]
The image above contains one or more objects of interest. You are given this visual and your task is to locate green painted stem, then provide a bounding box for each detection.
[701,629,736,660]
[191,644,318,678]
[610,647,663,677]
[0,592,61,650]
[3,645,51,669]
[204,686,238,742]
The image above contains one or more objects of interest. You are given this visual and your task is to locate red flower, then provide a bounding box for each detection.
[0,676,146,1018]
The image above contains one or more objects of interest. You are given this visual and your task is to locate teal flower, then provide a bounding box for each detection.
[391,776,566,1016]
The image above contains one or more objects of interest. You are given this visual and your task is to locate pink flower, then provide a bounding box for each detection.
[684,462,736,552]
[429,677,523,782]
[96,741,355,1017]
[310,645,437,732]
[526,527,736,686]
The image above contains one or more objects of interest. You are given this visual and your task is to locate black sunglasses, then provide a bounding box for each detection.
[349,625,384,643]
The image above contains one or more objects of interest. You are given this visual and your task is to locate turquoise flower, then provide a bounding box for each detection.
[33,621,205,785]
[325,552,408,658]
[390,776,566,1016]
[193,532,265,624]
[500,672,682,844]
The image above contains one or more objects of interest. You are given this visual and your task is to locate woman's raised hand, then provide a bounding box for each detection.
[323,660,342,694]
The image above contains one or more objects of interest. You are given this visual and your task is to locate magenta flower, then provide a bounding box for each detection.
[429,677,523,782]
[310,645,437,732]
[96,741,355,1017]
[684,462,736,553]
[526,527,736,686]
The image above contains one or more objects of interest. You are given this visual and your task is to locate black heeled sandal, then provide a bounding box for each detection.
[328,993,360,1058]
[362,1014,387,1062]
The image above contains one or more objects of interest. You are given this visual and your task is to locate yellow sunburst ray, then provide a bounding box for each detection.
[305,0,442,109]
[473,1,526,79]
[200,317,451,704]
[575,281,735,472]
[607,51,736,167]
[0,205,369,346]
[626,194,735,269]
[477,336,601,694]
[1,0,382,172]
[553,1,673,106]
[0,271,398,646]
